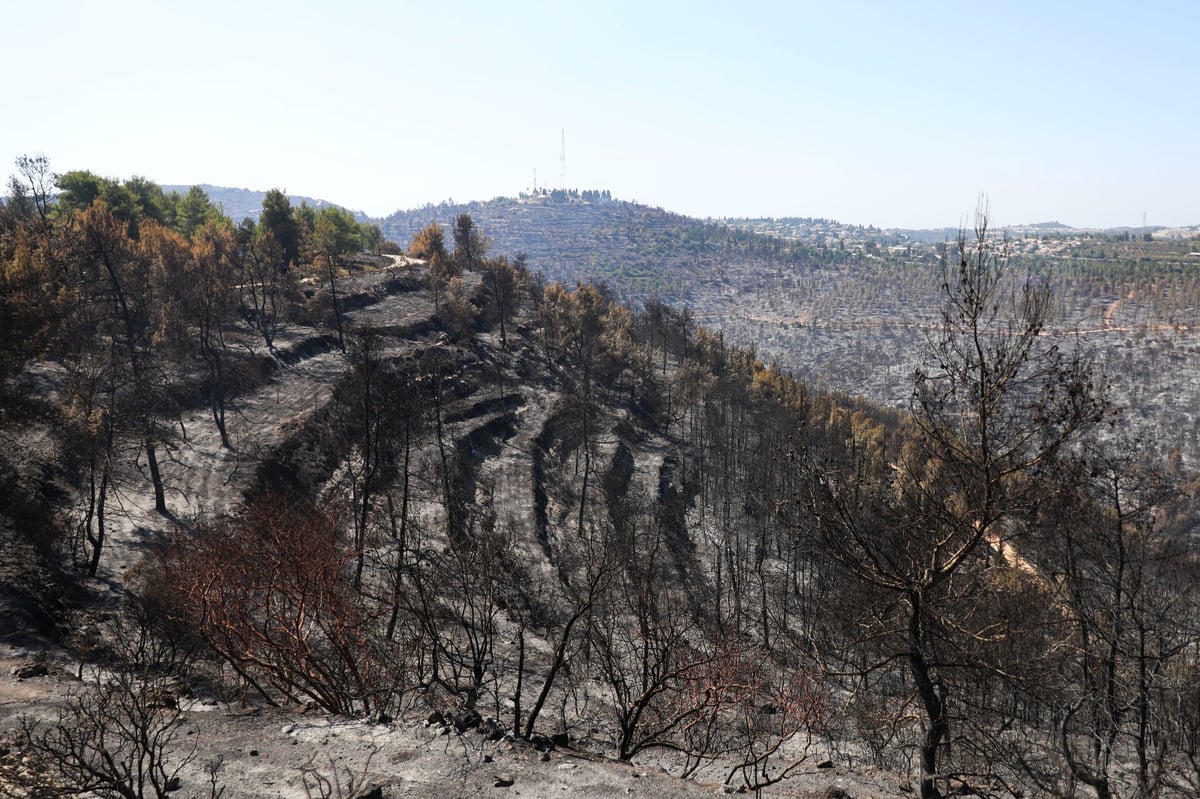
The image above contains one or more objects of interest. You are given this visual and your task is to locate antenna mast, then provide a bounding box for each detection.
[560,129,566,190]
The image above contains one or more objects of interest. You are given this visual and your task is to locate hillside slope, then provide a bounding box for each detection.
[4,195,1200,797]
[1,259,906,797]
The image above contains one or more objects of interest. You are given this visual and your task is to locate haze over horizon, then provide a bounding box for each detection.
[5,1,1196,231]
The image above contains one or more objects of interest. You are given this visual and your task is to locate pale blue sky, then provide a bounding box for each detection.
[4,0,1196,228]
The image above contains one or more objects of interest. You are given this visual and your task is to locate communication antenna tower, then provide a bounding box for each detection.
[533,168,537,194]
[560,129,566,190]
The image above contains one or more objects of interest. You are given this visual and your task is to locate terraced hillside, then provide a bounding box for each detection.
[6,239,1200,798]
[1,257,881,795]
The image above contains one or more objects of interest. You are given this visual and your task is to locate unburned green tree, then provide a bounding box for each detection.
[307,206,362,351]
[452,213,487,272]
[173,185,223,239]
[258,188,300,268]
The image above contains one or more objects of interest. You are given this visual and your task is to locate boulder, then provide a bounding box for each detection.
[451,706,482,733]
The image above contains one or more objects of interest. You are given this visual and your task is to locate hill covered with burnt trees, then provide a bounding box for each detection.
[2,164,1200,798]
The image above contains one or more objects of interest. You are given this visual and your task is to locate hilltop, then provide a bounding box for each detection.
[382,192,817,305]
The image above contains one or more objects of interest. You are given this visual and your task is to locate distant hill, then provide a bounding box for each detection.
[380,194,819,304]
[162,184,370,224]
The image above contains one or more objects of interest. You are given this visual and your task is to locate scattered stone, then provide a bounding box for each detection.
[11,663,48,679]
[353,785,383,799]
[494,774,514,787]
[720,785,745,794]
[539,751,550,762]
[816,759,835,769]
[426,710,445,727]
[531,734,554,752]
[549,731,570,749]
[249,749,259,757]
[479,717,506,741]
[556,762,575,771]
[165,776,182,792]
[822,786,850,799]
[483,754,493,763]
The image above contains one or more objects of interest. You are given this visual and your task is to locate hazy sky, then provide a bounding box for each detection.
[4,0,1196,229]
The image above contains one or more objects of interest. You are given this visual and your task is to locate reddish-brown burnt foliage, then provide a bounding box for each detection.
[157,495,400,716]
